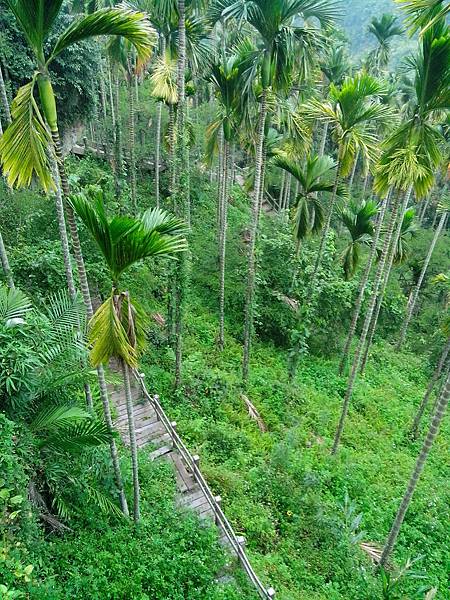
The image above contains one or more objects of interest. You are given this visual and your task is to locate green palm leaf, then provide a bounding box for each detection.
[0,79,54,191]
[0,285,32,326]
[397,0,450,35]
[43,419,112,452]
[5,0,64,57]
[30,404,92,433]
[49,5,157,70]
[150,54,178,104]
[70,191,187,283]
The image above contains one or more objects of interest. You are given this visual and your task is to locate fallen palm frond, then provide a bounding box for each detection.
[241,394,267,432]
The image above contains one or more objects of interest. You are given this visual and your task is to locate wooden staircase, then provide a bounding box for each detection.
[109,381,215,524]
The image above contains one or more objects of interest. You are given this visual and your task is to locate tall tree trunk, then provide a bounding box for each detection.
[332,186,411,454]
[310,160,341,292]
[379,372,449,567]
[155,101,162,208]
[318,121,328,157]
[168,104,176,195]
[339,192,389,375]
[114,74,123,201]
[128,72,137,213]
[218,139,229,351]
[360,191,417,373]
[99,62,109,157]
[242,89,267,384]
[0,75,13,288]
[349,149,360,188]
[419,194,431,224]
[121,359,140,523]
[397,210,447,348]
[283,173,292,212]
[278,170,286,212]
[0,230,13,289]
[51,128,129,516]
[410,336,450,438]
[0,64,12,126]
[174,0,189,387]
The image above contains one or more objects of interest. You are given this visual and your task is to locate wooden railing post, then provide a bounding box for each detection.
[214,496,221,526]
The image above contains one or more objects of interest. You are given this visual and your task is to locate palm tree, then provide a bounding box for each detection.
[70,191,187,522]
[273,153,345,254]
[211,0,340,383]
[318,44,351,156]
[332,21,449,453]
[0,0,157,517]
[397,195,449,348]
[359,206,418,374]
[207,51,247,350]
[368,14,404,73]
[306,72,393,290]
[379,371,450,567]
[338,190,391,375]
[339,199,378,280]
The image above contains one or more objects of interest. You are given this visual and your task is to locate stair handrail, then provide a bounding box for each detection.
[133,370,275,600]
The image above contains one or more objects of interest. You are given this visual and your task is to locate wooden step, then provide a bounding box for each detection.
[148,444,173,461]
[163,451,196,493]
[114,404,155,426]
[176,487,204,507]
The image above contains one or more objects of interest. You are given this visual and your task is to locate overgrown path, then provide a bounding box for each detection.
[107,373,276,600]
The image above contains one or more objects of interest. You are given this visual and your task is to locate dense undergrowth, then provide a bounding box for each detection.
[1,151,447,599]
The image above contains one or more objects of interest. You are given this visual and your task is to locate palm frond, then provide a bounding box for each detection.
[30,404,92,433]
[397,0,450,35]
[140,207,188,237]
[43,419,112,452]
[0,285,32,326]
[5,0,63,55]
[49,5,157,71]
[150,54,178,104]
[0,79,54,191]
[90,295,136,367]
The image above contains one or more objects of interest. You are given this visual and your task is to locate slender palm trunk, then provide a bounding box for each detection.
[349,150,360,188]
[431,207,438,228]
[310,160,341,292]
[279,171,286,212]
[362,171,370,196]
[155,101,162,208]
[0,230,13,289]
[318,121,329,157]
[218,139,229,351]
[360,190,416,373]
[174,0,189,388]
[108,62,116,143]
[121,359,140,523]
[99,63,110,160]
[0,74,13,288]
[339,193,389,374]
[397,211,447,349]
[114,75,124,201]
[168,104,176,195]
[379,373,450,567]
[50,157,76,300]
[284,173,292,212]
[0,64,11,126]
[242,89,267,384]
[51,128,129,516]
[410,336,450,438]
[332,186,410,454]
[128,72,137,213]
[418,194,430,223]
